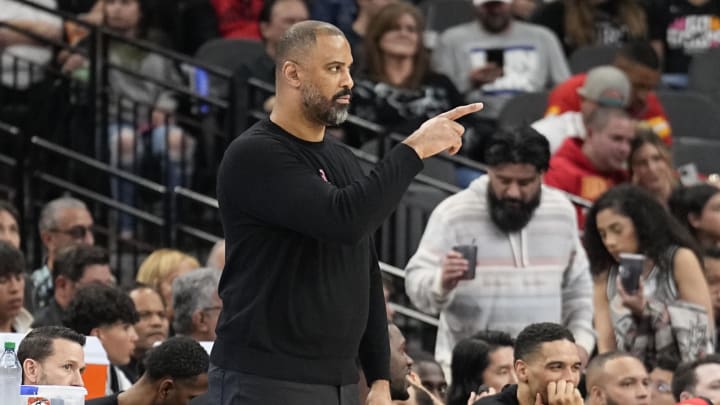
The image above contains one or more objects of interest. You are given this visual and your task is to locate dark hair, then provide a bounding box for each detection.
[564,1,647,49]
[472,330,515,348]
[672,354,720,401]
[648,352,680,373]
[275,20,344,67]
[668,184,720,241]
[53,244,110,283]
[484,127,550,172]
[64,284,139,335]
[0,200,20,224]
[584,185,700,276]
[447,339,490,405]
[629,127,674,179]
[364,2,429,89]
[0,240,24,278]
[18,326,86,366]
[617,41,660,70]
[259,0,309,23]
[143,336,209,381]
[514,322,574,363]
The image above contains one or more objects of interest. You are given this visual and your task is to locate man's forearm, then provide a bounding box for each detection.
[0,20,61,47]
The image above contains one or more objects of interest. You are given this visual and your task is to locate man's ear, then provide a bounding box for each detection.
[157,378,175,401]
[192,310,208,333]
[515,359,529,383]
[679,391,694,401]
[23,359,40,384]
[281,61,302,88]
[89,327,101,338]
[688,212,702,229]
[589,386,604,405]
[40,230,54,250]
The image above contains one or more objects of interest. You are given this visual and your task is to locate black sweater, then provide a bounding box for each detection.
[213,119,423,385]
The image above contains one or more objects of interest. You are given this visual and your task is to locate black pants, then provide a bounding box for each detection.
[208,364,361,405]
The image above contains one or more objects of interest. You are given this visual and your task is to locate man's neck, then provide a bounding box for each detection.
[517,384,537,405]
[581,142,611,173]
[117,380,153,405]
[270,104,325,142]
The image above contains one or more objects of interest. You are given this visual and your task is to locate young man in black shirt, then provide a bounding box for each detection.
[475,323,584,405]
[86,336,209,405]
[212,19,481,405]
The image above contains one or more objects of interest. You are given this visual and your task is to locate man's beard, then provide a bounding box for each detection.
[487,187,541,233]
[389,379,410,401]
[301,83,351,126]
[480,15,511,33]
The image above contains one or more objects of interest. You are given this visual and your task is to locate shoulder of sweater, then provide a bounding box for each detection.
[439,21,479,42]
[540,185,576,212]
[513,20,559,40]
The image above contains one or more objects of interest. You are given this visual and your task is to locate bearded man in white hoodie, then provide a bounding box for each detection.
[405,126,594,375]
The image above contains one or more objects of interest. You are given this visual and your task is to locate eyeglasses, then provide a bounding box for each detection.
[50,225,93,239]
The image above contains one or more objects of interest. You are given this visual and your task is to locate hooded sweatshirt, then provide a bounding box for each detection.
[404,176,595,371]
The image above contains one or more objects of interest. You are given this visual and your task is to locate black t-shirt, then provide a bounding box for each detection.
[213,119,423,385]
[649,0,720,73]
[532,1,648,55]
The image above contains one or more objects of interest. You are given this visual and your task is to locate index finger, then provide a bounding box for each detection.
[437,103,484,121]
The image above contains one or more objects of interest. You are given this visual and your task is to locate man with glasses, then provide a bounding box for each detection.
[171,267,221,342]
[649,355,678,405]
[31,196,95,310]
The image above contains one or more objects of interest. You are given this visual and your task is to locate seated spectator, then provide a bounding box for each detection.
[585,352,651,405]
[629,128,676,205]
[18,326,86,386]
[348,2,493,156]
[86,336,210,405]
[205,240,225,271]
[474,322,583,405]
[32,244,114,328]
[342,0,395,60]
[389,323,414,401]
[209,0,263,39]
[532,65,631,154]
[122,284,169,382]
[405,127,594,374]
[531,0,651,56]
[669,184,720,249]
[413,358,446,402]
[545,42,670,143]
[172,267,221,342]
[233,0,309,113]
[544,107,634,225]
[64,283,139,394]
[702,248,720,343]
[671,355,720,405]
[0,241,32,332]
[648,0,720,87]
[447,331,516,405]
[584,185,714,365]
[0,200,20,249]
[136,248,199,319]
[31,196,95,311]
[432,0,569,119]
[649,355,679,405]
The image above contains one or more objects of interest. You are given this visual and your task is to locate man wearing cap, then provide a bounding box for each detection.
[531,65,631,154]
[432,0,569,119]
[543,104,634,227]
[545,42,671,144]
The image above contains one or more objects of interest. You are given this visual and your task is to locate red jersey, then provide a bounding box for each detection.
[210,0,263,40]
[545,73,672,145]
[544,138,628,228]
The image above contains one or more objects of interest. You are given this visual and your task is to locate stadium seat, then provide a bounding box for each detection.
[568,45,620,74]
[497,91,549,130]
[688,48,720,109]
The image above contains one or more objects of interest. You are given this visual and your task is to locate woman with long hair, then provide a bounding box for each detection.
[585,185,714,365]
[628,128,676,205]
[532,0,649,56]
[669,184,720,249]
[446,331,516,405]
[347,2,491,158]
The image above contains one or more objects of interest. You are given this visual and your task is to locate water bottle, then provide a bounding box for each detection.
[0,341,21,404]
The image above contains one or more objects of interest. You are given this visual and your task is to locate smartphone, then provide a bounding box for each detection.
[453,245,477,280]
[486,48,504,69]
[678,163,700,186]
[476,384,490,394]
[619,253,645,294]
